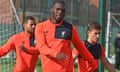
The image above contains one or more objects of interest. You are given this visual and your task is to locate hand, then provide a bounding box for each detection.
[94,69,98,72]
[94,70,98,72]
[19,46,26,52]
[56,52,68,61]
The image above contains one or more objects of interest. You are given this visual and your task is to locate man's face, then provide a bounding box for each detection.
[24,19,36,34]
[51,3,65,23]
[117,33,120,38]
[88,29,100,43]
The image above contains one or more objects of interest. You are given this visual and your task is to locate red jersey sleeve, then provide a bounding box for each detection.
[25,47,39,55]
[35,23,58,58]
[100,45,105,57]
[71,25,97,71]
[0,35,15,57]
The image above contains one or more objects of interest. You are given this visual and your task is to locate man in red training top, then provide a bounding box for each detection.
[0,16,39,72]
[73,22,116,72]
[35,1,97,72]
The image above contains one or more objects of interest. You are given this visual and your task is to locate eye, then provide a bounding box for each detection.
[30,23,36,26]
[95,32,100,35]
[56,8,65,12]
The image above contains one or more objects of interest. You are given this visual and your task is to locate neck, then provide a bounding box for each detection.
[24,31,34,37]
[87,38,96,45]
[50,17,61,24]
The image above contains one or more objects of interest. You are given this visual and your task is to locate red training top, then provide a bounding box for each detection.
[73,41,105,72]
[0,32,38,72]
[35,19,97,72]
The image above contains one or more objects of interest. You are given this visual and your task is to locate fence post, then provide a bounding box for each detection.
[99,0,106,72]
[22,0,26,24]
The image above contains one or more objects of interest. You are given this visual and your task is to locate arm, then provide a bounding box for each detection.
[35,23,58,58]
[35,24,67,60]
[20,46,39,55]
[0,36,15,57]
[72,48,79,61]
[100,46,116,72]
[71,25,97,71]
[101,57,116,72]
[114,38,120,48]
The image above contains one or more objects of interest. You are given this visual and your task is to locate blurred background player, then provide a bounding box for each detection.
[73,21,116,72]
[0,16,39,72]
[114,32,120,70]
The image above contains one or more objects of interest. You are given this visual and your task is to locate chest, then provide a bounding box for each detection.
[86,43,101,59]
[43,22,73,40]
[14,36,35,49]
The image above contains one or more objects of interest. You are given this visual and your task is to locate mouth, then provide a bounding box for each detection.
[95,38,99,42]
[56,15,61,18]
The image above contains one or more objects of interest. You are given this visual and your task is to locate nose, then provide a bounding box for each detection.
[32,24,36,28]
[57,10,62,15]
[58,9,65,14]
[97,34,100,38]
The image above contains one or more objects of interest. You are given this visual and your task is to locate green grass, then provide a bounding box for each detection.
[0,64,120,72]
[36,64,120,72]
[0,59,120,72]
[36,65,42,72]
[73,63,120,72]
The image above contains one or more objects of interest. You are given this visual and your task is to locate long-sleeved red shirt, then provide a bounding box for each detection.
[0,32,38,72]
[73,42,105,72]
[35,19,97,72]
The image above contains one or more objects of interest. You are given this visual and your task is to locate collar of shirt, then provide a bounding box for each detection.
[48,18,63,26]
[22,32,33,37]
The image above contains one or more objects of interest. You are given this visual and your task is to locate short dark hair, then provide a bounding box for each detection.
[24,16,35,23]
[22,16,35,31]
[52,0,65,7]
[87,21,101,31]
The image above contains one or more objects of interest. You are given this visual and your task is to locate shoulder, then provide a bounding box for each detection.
[63,21,71,25]
[37,19,48,26]
[15,32,24,36]
[11,32,24,39]
[62,21,73,29]
[97,43,105,52]
[62,21,78,32]
[7,32,23,42]
[97,43,101,47]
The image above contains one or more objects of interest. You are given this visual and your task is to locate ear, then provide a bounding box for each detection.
[87,31,89,34]
[23,22,27,28]
[23,23,25,27]
[87,31,90,35]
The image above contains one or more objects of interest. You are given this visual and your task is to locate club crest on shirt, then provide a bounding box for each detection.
[61,31,66,37]
[34,40,36,45]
